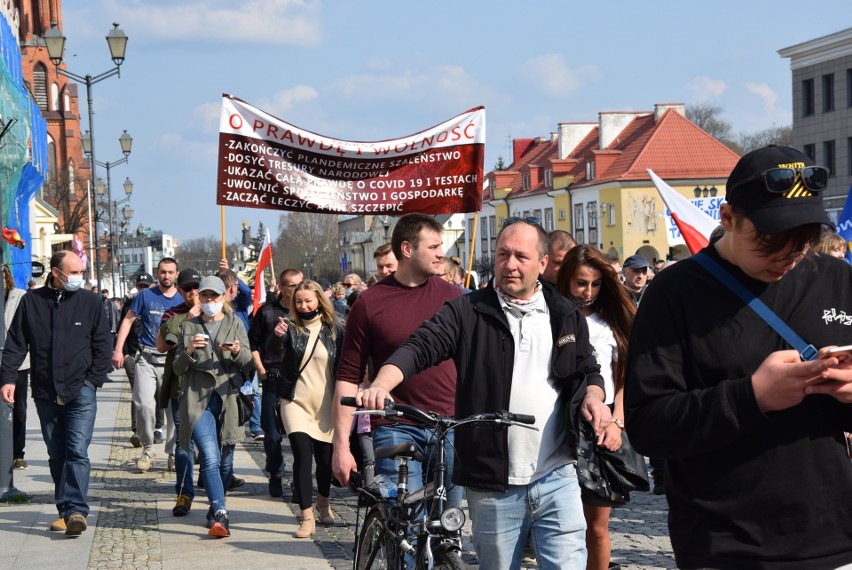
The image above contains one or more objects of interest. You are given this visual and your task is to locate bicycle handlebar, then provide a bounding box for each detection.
[340,396,537,430]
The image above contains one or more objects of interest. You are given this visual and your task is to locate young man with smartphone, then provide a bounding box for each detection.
[626,146,852,569]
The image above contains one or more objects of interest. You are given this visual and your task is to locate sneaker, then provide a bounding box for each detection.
[49,517,66,532]
[172,494,192,517]
[153,429,164,444]
[228,477,245,491]
[268,477,283,498]
[129,433,142,448]
[65,513,87,536]
[205,506,215,529]
[208,509,230,538]
[167,454,175,473]
[252,432,265,442]
[13,458,28,469]
[653,483,666,495]
[137,449,155,472]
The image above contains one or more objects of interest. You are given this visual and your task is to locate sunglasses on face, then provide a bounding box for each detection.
[730,166,829,195]
[504,216,541,226]
[343,283,354,287]
[181,284,199,292]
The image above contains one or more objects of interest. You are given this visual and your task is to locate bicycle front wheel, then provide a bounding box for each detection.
[431,548,465,570]
[356,508,395,570]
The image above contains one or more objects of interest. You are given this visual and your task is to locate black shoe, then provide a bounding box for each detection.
[269,477,283,498]
[653,483,666,495]
[197,475,204,489]
[208,509,230,538]
[228,477,245,491]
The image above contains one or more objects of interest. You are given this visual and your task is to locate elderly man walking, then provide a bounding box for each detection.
[1,250,112,536]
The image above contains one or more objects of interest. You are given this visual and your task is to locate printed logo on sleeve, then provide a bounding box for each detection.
[557,334,576,347]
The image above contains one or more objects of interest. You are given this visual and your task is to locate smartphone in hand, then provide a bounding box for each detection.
[819,345,852,363]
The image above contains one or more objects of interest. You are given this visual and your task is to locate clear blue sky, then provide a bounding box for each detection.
[58,0,848,244]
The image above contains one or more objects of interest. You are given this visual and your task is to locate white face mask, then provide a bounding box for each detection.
[58,270,84,292]
[201,301,224,317]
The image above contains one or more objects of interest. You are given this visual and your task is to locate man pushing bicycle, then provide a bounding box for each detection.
[337,219,610,570]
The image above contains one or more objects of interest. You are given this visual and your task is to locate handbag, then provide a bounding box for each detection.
[576,419,650,507]
[232,380,255,427]
[201,322,254,426]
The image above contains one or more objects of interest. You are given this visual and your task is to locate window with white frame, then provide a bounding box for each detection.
[574,204,585,244]
[544,208,554,232]
[544,169,553,188]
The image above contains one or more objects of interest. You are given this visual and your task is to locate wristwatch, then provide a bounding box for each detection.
[611,418,625,430]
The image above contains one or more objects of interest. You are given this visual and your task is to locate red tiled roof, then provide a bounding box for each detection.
[599,110,740,182]
[489,108,739,201]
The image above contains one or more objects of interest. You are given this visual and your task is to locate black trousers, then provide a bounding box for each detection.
[287,431,332,510]
[13,369,29,458]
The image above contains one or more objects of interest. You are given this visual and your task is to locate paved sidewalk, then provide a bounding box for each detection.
[0,369,675,569]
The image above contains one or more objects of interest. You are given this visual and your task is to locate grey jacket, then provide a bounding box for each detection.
[5,288,29,370]
[173,313,254,450]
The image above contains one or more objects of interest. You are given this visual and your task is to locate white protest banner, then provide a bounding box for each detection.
[216,95,485,215]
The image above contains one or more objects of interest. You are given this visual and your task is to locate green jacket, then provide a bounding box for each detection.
[173,313,254,450]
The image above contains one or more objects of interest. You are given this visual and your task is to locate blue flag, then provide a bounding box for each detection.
[835,183,852,264]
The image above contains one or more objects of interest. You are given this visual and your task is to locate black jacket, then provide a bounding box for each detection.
[248,298,288,375]
[266,318,344,400]
[385,280,603,491]
[1,283,113,402]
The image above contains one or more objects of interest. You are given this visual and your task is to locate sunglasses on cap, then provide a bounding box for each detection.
[504,216,541,226]
[730,166,829,195]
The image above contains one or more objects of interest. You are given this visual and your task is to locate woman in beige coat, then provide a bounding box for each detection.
[173,276,253,538]
[268,280,344,538]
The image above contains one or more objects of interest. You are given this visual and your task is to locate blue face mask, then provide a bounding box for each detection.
[58,270,84,292]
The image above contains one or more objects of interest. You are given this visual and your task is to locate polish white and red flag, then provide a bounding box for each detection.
[252,229,273,315]
[648,169,718,255]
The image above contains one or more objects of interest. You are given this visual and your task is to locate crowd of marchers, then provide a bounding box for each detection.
[2,145,852,569]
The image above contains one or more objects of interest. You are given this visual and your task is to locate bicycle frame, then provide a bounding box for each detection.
[345,398,536,570]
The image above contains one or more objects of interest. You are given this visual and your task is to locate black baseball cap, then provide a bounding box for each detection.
[725,145,833,234]
[177,267,202,289]
[136,273,154,287]
[623,255,652,270]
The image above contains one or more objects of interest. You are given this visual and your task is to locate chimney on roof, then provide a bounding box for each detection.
[557,123,596,159]
[599,111,646,149]
[654,102,686,122]
[513,138,536,164]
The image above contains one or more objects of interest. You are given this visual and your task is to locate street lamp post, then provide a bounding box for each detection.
[44,22,128,290]
[95,175,134,294]
[86,130,133,291]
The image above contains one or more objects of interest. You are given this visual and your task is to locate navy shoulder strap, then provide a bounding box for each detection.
[692,252,817,361]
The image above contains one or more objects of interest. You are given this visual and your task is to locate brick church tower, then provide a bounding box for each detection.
[14,0,90,243]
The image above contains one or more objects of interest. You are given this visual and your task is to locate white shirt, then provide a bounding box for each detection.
[498,293,573,485]
[586,312,617,404]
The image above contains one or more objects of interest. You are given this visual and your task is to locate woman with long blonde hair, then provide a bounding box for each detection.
[556,245,636,570]
[268,280,344,538]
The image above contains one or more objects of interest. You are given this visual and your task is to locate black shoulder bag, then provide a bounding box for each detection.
[576,419,650,507]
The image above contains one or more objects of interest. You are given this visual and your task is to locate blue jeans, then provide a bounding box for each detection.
[466,464,587,570]
[191,391,235,513]
[372,423,463,508]
[171,398,194,499]
[247,375,262,436]
[260,387,283,477]
[34,385,97,519]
